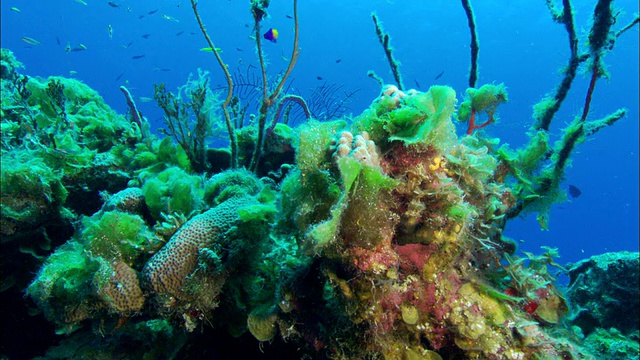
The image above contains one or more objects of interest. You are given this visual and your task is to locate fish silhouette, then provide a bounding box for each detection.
[568,185,582,198]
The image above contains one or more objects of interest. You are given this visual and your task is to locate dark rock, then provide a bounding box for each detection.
[566,251,639,336]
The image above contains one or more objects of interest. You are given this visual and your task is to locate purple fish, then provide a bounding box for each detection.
[263,28,278,43]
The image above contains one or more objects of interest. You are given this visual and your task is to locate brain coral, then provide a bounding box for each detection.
[101,187,145,214]
[95,260,145,314]
[142,195,256,300]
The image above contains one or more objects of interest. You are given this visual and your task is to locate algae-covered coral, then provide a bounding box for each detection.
[1,0,639,359]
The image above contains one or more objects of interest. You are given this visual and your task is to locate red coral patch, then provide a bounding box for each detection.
[394,243,436,273]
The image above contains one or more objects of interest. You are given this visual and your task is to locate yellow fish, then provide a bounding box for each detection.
[79,43,87,50]
[21,36,41,45]
[200,47,223,53]
[74,0,88,5]
[162,14,179,22]
[10,7,21,12]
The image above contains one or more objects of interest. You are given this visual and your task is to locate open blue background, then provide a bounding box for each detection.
[2,0,638,266]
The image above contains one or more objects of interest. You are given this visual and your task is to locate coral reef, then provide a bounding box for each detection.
[272,85,586,359]
[2,0,638,358]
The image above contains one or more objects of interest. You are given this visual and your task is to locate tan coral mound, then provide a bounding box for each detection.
[95,260,145,313]
[142,196,254,299]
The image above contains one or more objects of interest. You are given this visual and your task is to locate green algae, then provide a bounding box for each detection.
[141,166,204,220]
[81,210,153,264]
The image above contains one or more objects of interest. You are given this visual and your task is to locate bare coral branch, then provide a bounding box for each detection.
[190,0,237,168]
[371,13,404,91]
[460,0,479,88]
[249,0,300,173]
[533,0,579,132]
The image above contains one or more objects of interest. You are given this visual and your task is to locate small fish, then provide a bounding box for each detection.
[263,28,278,43]
[65,42,71,52]
[568,185,582,198]
[21,36,41,45]
[70,47,86,52]
[153,68,171,72]
[335,59,342,63]
[131,54,146,60]
[162,14,179,22]
[434,70,444,80]
[108,25,113,39]
[285,14,293,19]
[414,79,421,90]
[69,70,78,75]
[56,37,61,45]
[141,34,151,39]
[10,7,21,12]
[74,0,88,5]
[107,1,119,8]
[148,9,159,15]
[200,47,223,53]
[115,72,124,81]
[139,15,145,20]
[236,48,243,52]
[138,97,154,103]
[316,76,323,81]
[176,31,185,36]
[78,43,87,50]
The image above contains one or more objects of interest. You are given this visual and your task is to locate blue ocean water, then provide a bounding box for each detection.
[1,0,637,267]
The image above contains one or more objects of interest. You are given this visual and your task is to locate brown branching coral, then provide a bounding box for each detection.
[45,78,66,122]
[249,0,301,173]
[191,0,300,173]
[153,75,213,173]
[190,0,238,169]
[502,0,636,225]
[460,0,480,88]
[371,12,405,91]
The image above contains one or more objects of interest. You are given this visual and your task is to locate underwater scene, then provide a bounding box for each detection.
[1,0,638,359]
